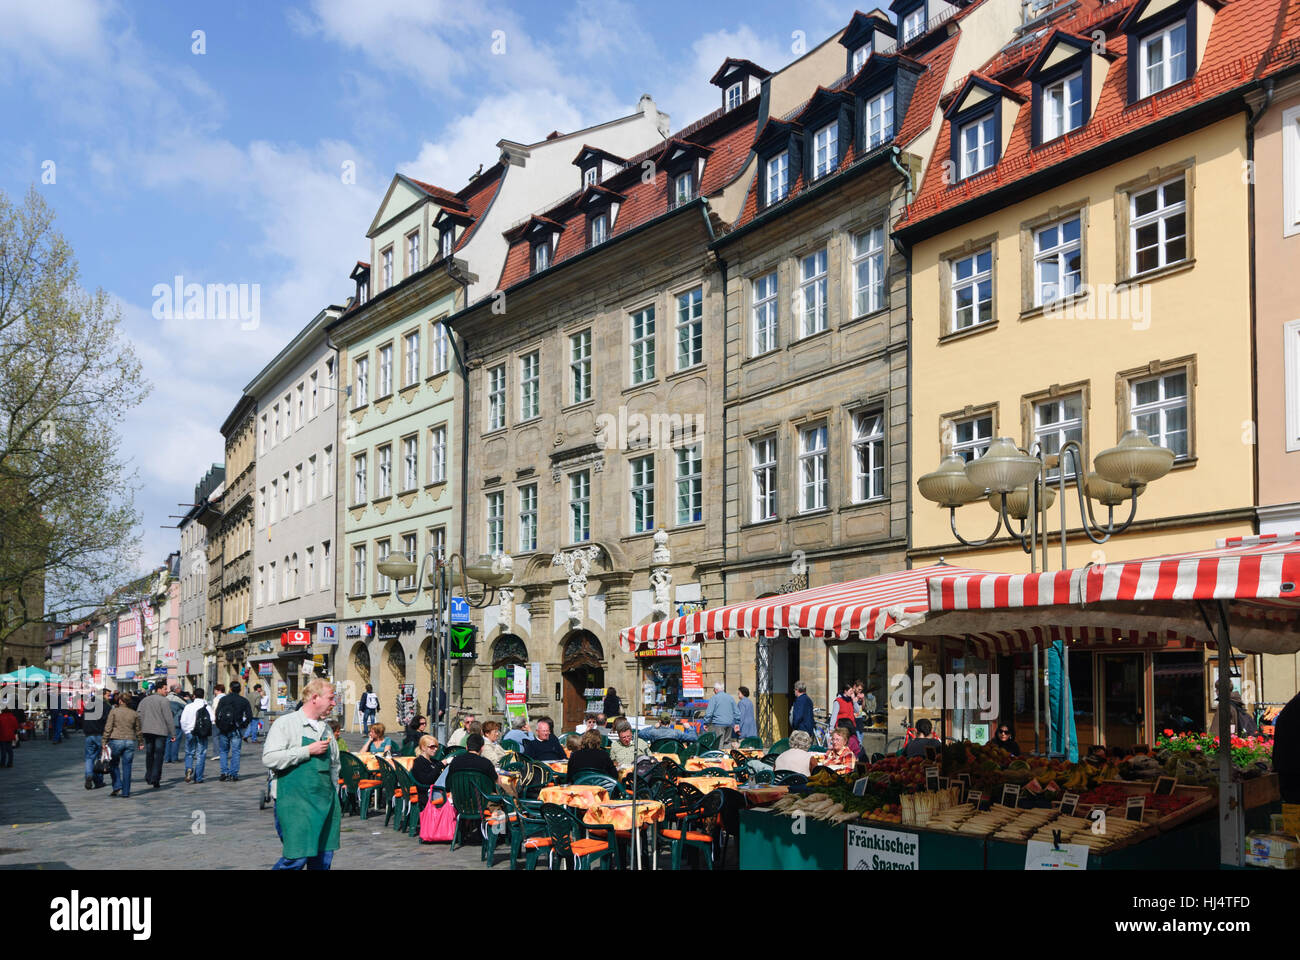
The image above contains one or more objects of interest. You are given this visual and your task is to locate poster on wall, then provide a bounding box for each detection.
[680,642,704,698]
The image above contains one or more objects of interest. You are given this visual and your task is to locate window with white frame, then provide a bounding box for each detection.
[799,425,829,512]
[590,213,608,246]
[583,166,598,187]
[630,455,655,533]
[676,287,703,370]
[307,456,316,505]
[272,404,279,442]
[852,409,886,502]
[309,372,318,418]
[520,351,540,420]
[726,82,743,111]
[766,151,789,205]
[534,242,551,273]
[751,437,777,522]
[676,445,702,525]
[813,121,839,179]
[257,488,266,529]
[430,426,447,483]
[1043,71,1083,141]
[951,248,993,331]
[351,544,366,596]
[407,231,420,277]
[852,226,886,316]
[353,452,367,504]
[486,492,504,557]
[960,114,996,178]
[800,249,829,337]
[674,170,695,206]
[1130,176,1187,275]
[1139,20,1188,98]
[375,540,391,593]
[268,560,277,603]
[378,343,392,397]
[269,479,278,526]
[1285,106,1300,236]
[322,541,331,590]
[284,394,292,433]
[322,445,332,496]
[256,567,264,607]
[404,330,420,386]
[354,355,368,406]
[293,464,302,512]
[326,358,335,405]
[400,534,417,590]
[852,43,872,74]
[865,89,894,148]
[432,321,450,374]
[377,444,392,497]
[402,435,418,491]
[752,272,778,355]
[570,330,592,403]
[429,527,446,562]
[570,471,591,543]
[381,247,393,290]
[951,413,993,462]
[282,471,290,515]
[1034,215,1082,305]
[1033,393,1084,479]
[305,547,315,595]
[488,364,506,430]
[519,484,538,552]
[630,307,656,384]
[259,414,268,454]
[296,384,304,428]
[441,229,454,259]
[903,7,925,42]
[1131,371,1189,459]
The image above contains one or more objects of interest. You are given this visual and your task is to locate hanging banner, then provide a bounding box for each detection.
[680,642,704,698]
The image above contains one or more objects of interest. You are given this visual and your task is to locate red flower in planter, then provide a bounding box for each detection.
[1163,728,1174,737]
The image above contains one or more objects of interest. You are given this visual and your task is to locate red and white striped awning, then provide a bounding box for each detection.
[618,564,990,652]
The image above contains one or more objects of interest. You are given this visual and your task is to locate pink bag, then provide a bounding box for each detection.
[419,792,457,843]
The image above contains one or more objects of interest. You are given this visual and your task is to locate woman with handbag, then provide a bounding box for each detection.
[102,694,143,798]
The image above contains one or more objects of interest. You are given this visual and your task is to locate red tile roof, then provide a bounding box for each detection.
[896,0,1300,235]
[452,162,505,252]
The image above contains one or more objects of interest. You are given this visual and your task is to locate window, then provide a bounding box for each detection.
[726,82,743,111]
[630,455,655,533]
[309,372,318,418]
[630,307,656,384]
[488,364,506,430]
[865,89,894,148]
[766,151,789,205]
[257,488,266,529]
[431,321,450,374]
[353,453,367,504]
[268,479,278,526]
[357,279,368,303]
[402,435,418,491]
[752,272,778,355]
[676,445,702,525]
[290,553,299,598]
[272,404,279,442]
[813,122,839,179]
[1131,371,1189,458]
[674,170,695,206]
[1033,394,1084,479]
[1139,20,1188,98]
[518,484,538,552]
[377,444,392,498]
[852,43,872,74]
[354,355,368,406]
[428,426,446,484]
[256,567,264,607]
[293,464,302,512]
[569,471,591,543]
[1034,215,1082,305]
[852,227,886,317]
[903,7,925,43]
[296,384,305,426]
[440,229,454,259]
[520,351,540,420]
[378,343,392,397]
[951,413,993,462]
[407,230,420,277]
[1285,106,1300,236]
[305,548,315,595]
[1043,71,1083,140]
[1130,177,1187,275]
[284,394,292,432]
[307,456,316,505]
[751,437,777,522]
[322,541,330,590]
[400,534,417,590]
[590,213,608,246]
[676,287,703,370]
[375,540,391,594]
[960,114,996,178]
[325,358,335,406]
[799,425,829,512]
[800,250,828,337]
[259,414,268,454]
[268,561,277,603]
[583,165,599,187]
[381,247,393,290]
[951,248,993,331]
[404,330,420,386]
[351,544,366,596]
[282,471,290,515]
[852,409,886,502]
[429,527,447,562]
[533,242,551,273]
[322,445,332,496]
[486,491,505,557]
[570,330,592,403]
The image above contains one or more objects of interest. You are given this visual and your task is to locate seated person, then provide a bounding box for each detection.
[822,726,856,769]
[503,716,533,745]
[564,735,582,755]
[903,718,943,759]
[638,714,698,745]
[358,722,394,755]
[566,729,619,780]
[446,733,497,782]
[411,734,445,788]
[446,712,476,749]
[835,721,861,757]
[608,718,652,767]
[993,724,1020,756]
[480,720,508,766]
[327,720,350,752]
[521,717,567,762]
[402,715,428,750]
[774,729,818,775]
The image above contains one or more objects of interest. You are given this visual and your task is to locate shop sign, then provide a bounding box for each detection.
[1025,839,1088,870]
[680,642,704,698]
[344,622,374,640]
[636,637,681,658]
[449,596,470,624]
[316,622,338,645]
[258,662,273,676]
[377,618,416,639]
[163,649,177,663]
[281,629,312,647]
[846,825,919,870]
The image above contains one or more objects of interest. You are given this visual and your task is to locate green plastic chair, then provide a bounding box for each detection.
[539,803,612,870]
[391,761,428,837]
[660,789,724,870]
[570,771,625,797]
[338,752,380,818]
[739,737,764,749]
[446,769,496,856]
[696,732,719,753]
[769,737,790,755]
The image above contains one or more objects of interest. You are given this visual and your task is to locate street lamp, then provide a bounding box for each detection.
[376,550,513,742]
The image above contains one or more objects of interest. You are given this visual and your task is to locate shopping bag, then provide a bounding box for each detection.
[92,744,113,776]
[419,791,457,842]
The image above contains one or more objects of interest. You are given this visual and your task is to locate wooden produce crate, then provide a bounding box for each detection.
[1072,780,1216,833]
[1241,773,1280,810]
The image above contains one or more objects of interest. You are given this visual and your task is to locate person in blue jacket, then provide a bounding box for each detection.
[789,680,815,735]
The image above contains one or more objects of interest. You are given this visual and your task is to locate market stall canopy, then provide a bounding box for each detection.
[618,563,995,651]
[906,533,1300,656]
[0,666,63,682]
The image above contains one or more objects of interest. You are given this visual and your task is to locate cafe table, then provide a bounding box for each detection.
[651,753,681,766]
[583,798,666,869]
[538,783,609,809]
[360,753,416,772]
[676,775,738,795]
[684,755,735,772]
[733,783,788,806]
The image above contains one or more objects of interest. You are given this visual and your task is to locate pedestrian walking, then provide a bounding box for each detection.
[263,678,340,870]
[215,681,252,782]
[181,690,213,783]
[360,684,378,730]
[0,707,17,769]
[247,683,265,743]
[209,684,225,760]
[166,684,185,763]
[102,694,143,798]
[137,683,174,788]
[81,690,110,789]
[702,681,738,749]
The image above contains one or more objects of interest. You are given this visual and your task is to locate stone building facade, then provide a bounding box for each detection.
[216,396,256,688]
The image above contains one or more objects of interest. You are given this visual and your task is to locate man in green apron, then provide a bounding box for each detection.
[263,677,340,870]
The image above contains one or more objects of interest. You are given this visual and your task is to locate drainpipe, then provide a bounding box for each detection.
[1245,80,1274,532]
[701,196,729,687]
[444,259,472,712]
[889,148,914,573]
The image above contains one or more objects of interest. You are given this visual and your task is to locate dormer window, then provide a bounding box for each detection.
[1138,19,1187,97]
[440,228,454,260]
[583,166,598,187]
[674,170,695,206]
[381,247,393,290]
[852,44,871,75]
[766,152,789,204]
[726,82,743,111]
[357,280,368,304]
[959,114,996,178]
[533,242,551,273]
[865,89,894,148]
[902,7,925,43]
[813,122,839,179]
[1042,71,1083,141]
[590,213,608,246]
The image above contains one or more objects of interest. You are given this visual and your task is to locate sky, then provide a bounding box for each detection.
[0,0,856,575]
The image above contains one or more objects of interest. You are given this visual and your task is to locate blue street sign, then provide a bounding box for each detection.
[449,596,470,624]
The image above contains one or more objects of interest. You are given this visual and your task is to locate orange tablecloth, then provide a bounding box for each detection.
[651,753,681,765]
[543,761,569,774]
[583,799,666,830]
[684,756,735,772]
[735,784,789,805]
[677,776,738,794]
[538,784,609,809]
[734,748,767,758]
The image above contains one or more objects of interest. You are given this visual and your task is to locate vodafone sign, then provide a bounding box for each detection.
[281,629,312,647]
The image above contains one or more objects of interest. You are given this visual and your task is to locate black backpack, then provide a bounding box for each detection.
[192,705,213,739]
[216,698,244,734]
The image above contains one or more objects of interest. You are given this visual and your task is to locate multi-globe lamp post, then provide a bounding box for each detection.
[916,429,1177,756]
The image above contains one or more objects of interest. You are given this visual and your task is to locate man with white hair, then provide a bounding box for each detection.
[262,677,341,870]
[701,681,738,749]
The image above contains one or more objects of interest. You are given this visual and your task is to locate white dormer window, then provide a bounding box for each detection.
[381,247,393,290]
[407,231,420,277]
[583,166,598,187]
[903,8,925,43]
[813,121,839,179]
[440,229,454,259]
[766,151,789,204]
[1139,20,1188,97]
[533,242,551,272]
[357,280,368,304]
[866,89,894,148]
[852,44,871,74]
[960,114,996,178]
[675,170,695,205]
[726,82,743,111]
[590,213,608,245]
[1043,71,1083,140]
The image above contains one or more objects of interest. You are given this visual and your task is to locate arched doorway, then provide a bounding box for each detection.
[491,635,528,714]
[560,631,603,731]
[385,640,410,727]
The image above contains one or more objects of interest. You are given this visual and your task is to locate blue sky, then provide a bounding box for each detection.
[0,0,854,574]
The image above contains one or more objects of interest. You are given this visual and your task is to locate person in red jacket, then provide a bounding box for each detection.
[0,709,18,768]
